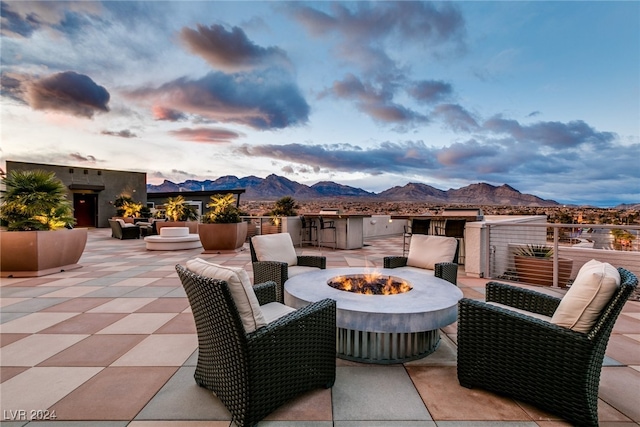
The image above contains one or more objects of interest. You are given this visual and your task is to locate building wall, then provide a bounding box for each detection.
[5,161,146,228]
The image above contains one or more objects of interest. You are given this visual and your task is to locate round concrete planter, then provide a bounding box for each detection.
[198,222,248,253]
[1,228,88,277]
[514,255,573,287]
[156,221,198,234]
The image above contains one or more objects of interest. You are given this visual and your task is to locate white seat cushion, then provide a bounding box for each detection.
[288,265,321,278]
[252,233,298,266]
[186,258,267,333]
[551,259,621,333]
[160,227,189,237]
[261,302,296,324]
[406,235,457,270]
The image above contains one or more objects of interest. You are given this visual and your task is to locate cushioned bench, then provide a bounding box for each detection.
[144,227,202,250]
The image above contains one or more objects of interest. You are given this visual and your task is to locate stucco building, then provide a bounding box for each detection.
[5,161,146,228]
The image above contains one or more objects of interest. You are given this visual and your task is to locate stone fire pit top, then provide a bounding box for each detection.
[284,267,463,333]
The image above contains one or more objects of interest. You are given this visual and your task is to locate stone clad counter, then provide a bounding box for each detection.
[303,214,370,249]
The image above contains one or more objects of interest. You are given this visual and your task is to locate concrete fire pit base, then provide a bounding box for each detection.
[284,267,463,364]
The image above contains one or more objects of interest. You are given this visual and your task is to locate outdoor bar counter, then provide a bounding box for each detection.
[303,213,371,250]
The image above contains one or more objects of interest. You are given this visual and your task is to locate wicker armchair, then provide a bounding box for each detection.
[383,236,459,285]
[108,219,140,240]
[176,264,336,427]
[250,236,326,303]
[457,267,638,427]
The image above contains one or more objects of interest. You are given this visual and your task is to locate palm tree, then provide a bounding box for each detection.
[0,169,74,231]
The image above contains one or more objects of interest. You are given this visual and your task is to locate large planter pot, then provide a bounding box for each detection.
[514,255,574,287]
[198,222,248,254]
[1,228,88,277]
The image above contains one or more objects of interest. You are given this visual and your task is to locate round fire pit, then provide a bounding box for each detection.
[284,267,463,364]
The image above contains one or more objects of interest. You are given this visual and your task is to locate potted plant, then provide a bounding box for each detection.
[158,195,199,233]
[0,169,88,277]
[198,193,248,253]
[513,244,573,287]
[262,196,299,235]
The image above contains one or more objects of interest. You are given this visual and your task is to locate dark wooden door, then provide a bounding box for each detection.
[73,193,97,227]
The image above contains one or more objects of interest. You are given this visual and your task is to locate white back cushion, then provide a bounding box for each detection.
[406,235,457,270]
[551,259,620,333]
[186,258,266,333]
[252,233,298,266]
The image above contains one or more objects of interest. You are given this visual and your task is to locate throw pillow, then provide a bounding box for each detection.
[551,259,620,333]
[251,233,298,266]
[186,258,267,333]
[406,235,457,270]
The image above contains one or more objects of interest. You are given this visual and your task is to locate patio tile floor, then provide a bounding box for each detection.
[1,228,639,426]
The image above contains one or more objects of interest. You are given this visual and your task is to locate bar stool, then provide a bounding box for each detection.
[299,216,317,247]
[318,217,336,249]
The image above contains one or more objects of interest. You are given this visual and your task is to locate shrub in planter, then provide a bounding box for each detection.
[514,244,573,287]
[198,194,247,253]
[0,170,87,277]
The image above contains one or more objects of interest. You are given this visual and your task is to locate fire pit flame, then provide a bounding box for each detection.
[327,273,412,295]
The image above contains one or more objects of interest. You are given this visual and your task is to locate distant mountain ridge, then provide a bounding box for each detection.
[147,174,559,206]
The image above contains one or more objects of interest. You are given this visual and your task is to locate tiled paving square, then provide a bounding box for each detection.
[135,297,190,313]
[87,298,157,313]
[0,367,102,413]
[38,334,146,367]
[135,366,232,421]
[0,312,78,333]
[332,366,431,421]
[49,367,177,420]
[0,297,70,313]
[38,313,127,334]
[263,387,333,422]
[1,334,88,366]
[599,367,640,423]
[96,313,177,334]
[406,366,532,421]
[41,297,114,313]
[154,313,196,334]
[111,334,197,366]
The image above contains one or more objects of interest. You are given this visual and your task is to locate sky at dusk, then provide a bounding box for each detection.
[1,1,638,207]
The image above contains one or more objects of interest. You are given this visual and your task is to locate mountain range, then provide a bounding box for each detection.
[147,174,559,206]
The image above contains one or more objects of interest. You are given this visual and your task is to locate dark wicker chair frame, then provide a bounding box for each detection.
[108,219,140,240]
[176,264,337,427]
[250,237,326,303]
[383,240,460,285]
[457,267,638,427]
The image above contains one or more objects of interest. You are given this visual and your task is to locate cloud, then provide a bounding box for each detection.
[101,129,137,138]
[7,71,110,118]
[433,104,479,132]
[169,127,243,143]
[69,152,99,163]
[126,70,309,130]
[180,24,291,73]
[152,106,187,122]
[408,80,453,104]
[290,3,465,127]
[322,73,427,125]
[289,2,465,72]
[483,117,616,148]
[238,141,438,173]
[0,1,102,38]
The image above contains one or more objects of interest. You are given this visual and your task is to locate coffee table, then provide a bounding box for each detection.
[284,267,463,364]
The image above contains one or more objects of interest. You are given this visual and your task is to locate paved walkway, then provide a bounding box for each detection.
[1,228,639,426]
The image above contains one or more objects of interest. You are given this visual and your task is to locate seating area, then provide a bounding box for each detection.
[1,228,639,426]
[144,226,202,251]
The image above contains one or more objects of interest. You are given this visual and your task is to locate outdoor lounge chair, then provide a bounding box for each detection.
[176,263,336,427]
[383,234,459,285]
[250,233,326,303]
[108,219,140,240]
[457,263,638,427]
